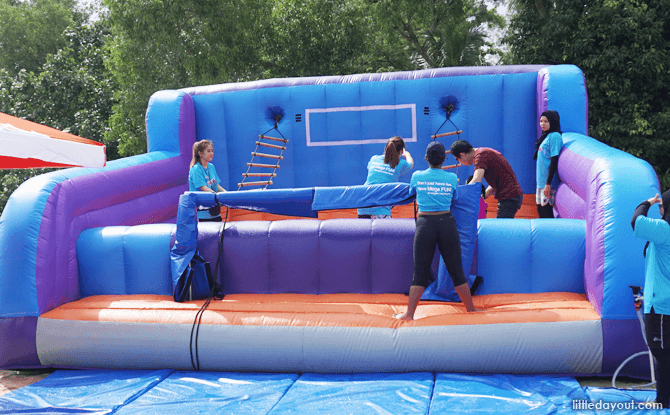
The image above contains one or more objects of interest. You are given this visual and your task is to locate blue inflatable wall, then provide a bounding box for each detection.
[182,67,545,192]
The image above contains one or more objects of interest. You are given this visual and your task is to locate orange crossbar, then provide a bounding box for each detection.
[242,173,277,177]
[431,130,463,139]
[238,180,272,187]
[252,152,283,159]
[441,163,461,170]
[256,141,286,150]
[259,135,289,143]
[246,162,280,168]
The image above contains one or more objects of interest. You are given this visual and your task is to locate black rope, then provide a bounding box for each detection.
[432,118,449,141]
[413,199,417,222]
[448,118,460,132]
[190,292,211,371]
[213,203,228,298]
[189,197,228,371]
[190,122,285,367]
[273,125,287,141]
[432,118,462,141]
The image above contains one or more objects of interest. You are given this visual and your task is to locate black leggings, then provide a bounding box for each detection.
[646,308,670,408]
[537,204,554,218]
[412,213,467,288]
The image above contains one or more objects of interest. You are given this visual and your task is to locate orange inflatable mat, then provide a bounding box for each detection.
[41,292,599,328]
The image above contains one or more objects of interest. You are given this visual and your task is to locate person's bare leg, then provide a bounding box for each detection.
[454,282,479,312]
[394,285,425,321]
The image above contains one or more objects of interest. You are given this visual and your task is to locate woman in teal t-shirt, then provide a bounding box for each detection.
[534,110,563,218]
[632,190,670,408]
[357,136,413,219]
[188,139,226,222]
[395,141,479,321]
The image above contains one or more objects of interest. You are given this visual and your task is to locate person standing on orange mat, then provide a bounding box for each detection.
[450,140,523,218]
[534,110,563,218]
[395,141,480,321]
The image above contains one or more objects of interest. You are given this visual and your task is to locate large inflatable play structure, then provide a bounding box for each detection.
[0,65,660,377]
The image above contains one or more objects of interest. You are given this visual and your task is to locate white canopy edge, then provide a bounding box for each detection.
[0,124,106,168]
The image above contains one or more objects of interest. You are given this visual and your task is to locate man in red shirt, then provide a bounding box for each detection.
[450,140,523,218]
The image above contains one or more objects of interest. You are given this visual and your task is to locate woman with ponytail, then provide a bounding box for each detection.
[534,110,563,218]
[357,136,414,219]
[188,139,226,222]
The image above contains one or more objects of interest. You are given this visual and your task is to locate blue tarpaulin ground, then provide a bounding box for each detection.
[2,371,666,414]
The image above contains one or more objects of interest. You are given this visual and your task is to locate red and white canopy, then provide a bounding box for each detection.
[0,112,106,169]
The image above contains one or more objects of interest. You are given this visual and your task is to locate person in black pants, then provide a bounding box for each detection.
[450,140,523,219]
[395,141,482,321]
[534,110,563,218]
[632,190,670,408]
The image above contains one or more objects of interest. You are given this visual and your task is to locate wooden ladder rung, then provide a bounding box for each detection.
[431,130,463,139]
[252,152,283,160]
[441,163,461,170]
[247,162,280,169]
[259,135,289,143]
[238,180,273,187]
[243,173,277,177]
[256,141,286,150]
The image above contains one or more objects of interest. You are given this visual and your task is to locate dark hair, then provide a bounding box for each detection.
[663,189,670,223]
[384,136,405,169]
[190,139,213,168]
[534,111,562,160]
[450,140,473,160]
[426,141,446,166]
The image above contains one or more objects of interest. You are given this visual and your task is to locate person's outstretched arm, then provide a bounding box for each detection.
[468,168,485,184]
[632,193,659,230]
[403,150,414,169]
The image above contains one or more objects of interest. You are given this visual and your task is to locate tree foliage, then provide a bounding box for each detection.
[263,0,376,77]
[0,4,116,216]
[504,0,670,189]
[104,0,273,156]
[0,13,117,154]
[372,0,505,68]
[0,0,76,75]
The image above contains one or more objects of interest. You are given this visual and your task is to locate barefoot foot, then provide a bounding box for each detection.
[393,312,414,321]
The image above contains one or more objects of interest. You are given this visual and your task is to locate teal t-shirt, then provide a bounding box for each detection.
[409,168,459,212]
[634,216,670,315]
[536,132,563,189]
[358,155,412,216]
[189,163,222,219]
